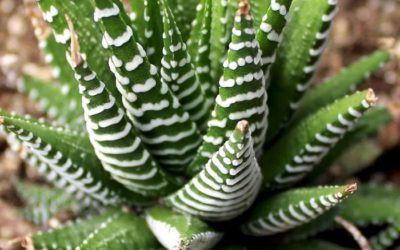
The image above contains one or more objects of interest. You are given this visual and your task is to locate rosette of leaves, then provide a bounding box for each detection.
[0,0,395,249]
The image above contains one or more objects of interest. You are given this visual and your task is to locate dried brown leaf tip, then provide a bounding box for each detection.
[65,15,82,68]
[237,0,250,16]
[237,120,249,134]
[366,89,378,106]
[345,183,358,194]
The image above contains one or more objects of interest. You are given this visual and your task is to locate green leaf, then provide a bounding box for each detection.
[292,50,391,124]
[142,0,164,66]
[72,54,178,199]
[283,207,339,241]
[31,209,160,250]
[14,180,80,225]
[340,191,400,225]
[210,0,237,80]
[146,206,222,249]
[0,111,148,206]
[190,0,217,104]
[274,240,352,250]
[18,74,82,127]
[76,211,160,250]
[37,0,124,108]
[370,222,400,250]
[256,0,293,82]
[267,0,338,143]
[92,0,202,171]
[250,0,271,29]
[261,90,376,190]
[241,184,356,236]
[160,0,212,131]
[304,107,391,181]
[165,121,262,221]
[188,3,268,175]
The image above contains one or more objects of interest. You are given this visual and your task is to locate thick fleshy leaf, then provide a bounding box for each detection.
[256,0,293,82]
[210,0,237,80]
[146,206,222,250]
[18,75,82,127]
[165,121,262,221]
[250,0,271,29]
[37,0,124,107]
[292,50,390,124]
[31,209,160,250]
[188,1,268,175]
[91,0,202,171]
[76,211,160,249]
[71,46,178,199]
[304,107,391,181]
[340,187,400,225]
[241,184,356,236]
[267,0,338,143]
[0,112,148,206]
[273,240,351,250]
[191,0,217,104]
[14,180,80,225]
[160,0,212,131]
[370,223,400,250]
[261,90,376,190]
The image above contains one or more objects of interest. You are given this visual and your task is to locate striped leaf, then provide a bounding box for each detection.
[18,75,82,127]
[142,0,164,66]
[187,1,268,175]
[210,0,237,80]
[31,209,159,250]
[250,0,271,29]
[191,0,217,104]
[267,0,338,143]
[37,0,124,108]
[92,0,202,171]
[274,240,351,250]
[0,112,148,206]
[14,180,80,225]
[165,121,262,221]
[71,46,178,199]
[187,0,208,60]
[241,184,357,236]
[146,206,222,249]
[76,211,160,249]
[370,223,400,250]
[160,0,212,131]
[256,0,293,83]
[340,191,400,225]
[292,50,391,124]
[261,90,376,190]
[304,107,391,181]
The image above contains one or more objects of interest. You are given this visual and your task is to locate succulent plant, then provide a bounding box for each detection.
[1,0,398,249]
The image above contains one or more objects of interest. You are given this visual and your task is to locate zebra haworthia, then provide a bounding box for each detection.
[267,0,338,143]
[0,113,122,206]
[256,0,293,83]
[370,223,400,250]
[261,89,377,190]
[165,120,262,221]
[187,0,268,175]
[91,0,201,172]
[146,206,222,250]
[241,184,357,236]
[160,0,212,131]
[68,19,177,200]
[192,0,217,105]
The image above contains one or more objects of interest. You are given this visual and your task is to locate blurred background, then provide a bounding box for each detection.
[0,0,400,243]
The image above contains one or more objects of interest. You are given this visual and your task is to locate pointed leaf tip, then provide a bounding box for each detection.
[345,183,358,195]
[237,0,250,16]
[237,120,249,134]
[65,15,82,68]
[366,89,378,106]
